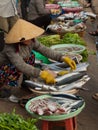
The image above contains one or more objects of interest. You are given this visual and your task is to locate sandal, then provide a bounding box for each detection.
[84,3,91,8]
[89,30,98,36]
[92,93,98,100]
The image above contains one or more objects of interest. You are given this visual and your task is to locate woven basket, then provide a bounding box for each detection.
[77,31,85,37]
[29,87,79,96]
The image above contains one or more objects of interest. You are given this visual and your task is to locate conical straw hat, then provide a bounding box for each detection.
[5,19,45,44]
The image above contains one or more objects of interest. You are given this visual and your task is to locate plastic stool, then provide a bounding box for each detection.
[42,117,77,130]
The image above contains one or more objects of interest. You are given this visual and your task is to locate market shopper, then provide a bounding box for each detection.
[0,19,76,89]
[27,0,52,29]
[0,0,19,33]
[85,0,92,8]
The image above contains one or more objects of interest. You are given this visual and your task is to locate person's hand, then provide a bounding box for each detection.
[58,70,69,76]
[40,70,56,84]
[62,56,76,70]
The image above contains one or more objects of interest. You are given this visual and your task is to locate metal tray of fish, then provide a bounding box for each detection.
[29,87,79,95]
[25,62,90,92]
[41,62,89,72]
[25,94,85,121]
[27,74,90,96]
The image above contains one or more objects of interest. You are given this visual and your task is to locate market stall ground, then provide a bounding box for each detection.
[0,2,98,130]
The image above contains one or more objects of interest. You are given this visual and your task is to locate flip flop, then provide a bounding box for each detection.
[89,30,98,36]
[92,93,98,101]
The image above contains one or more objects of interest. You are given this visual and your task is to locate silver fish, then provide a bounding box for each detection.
[41,57,79,71]
[55,62,89,72]
[25,80,57,91]
[56,72,80,82]
[55,71,86,85]
[73,62,89,72]
[58,75,90,91]
[42,62,89,73]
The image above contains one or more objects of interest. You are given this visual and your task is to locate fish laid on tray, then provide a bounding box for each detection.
[25,74,90,92]
[57,75,90,91]
[42,62,89,72]
[24,62,90,92]
[28,94,84,116]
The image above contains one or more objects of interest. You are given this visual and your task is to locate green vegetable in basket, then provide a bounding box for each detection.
[61,33,86,46]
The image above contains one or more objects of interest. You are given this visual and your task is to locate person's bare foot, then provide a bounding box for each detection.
[85,3,91,8]
[92,93,98,100]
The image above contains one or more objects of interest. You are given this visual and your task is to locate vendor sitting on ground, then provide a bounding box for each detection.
[0,19,76,91]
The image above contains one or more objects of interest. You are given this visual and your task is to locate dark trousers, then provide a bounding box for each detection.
[0,30,5,51]
[29,14,51,30]
[87,0,91,3]
[21,0,30,20]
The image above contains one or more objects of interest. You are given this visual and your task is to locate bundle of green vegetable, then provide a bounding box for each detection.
[38,33,86,47]
[37,34,61,47]
[60,33,86,46]
[0,110,38,130]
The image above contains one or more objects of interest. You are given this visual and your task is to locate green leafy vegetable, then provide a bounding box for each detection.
[60,33,86,46]
[81,49,88,62]
[38,33,88,61]
[37,34,61,47]
[0,110,38,130]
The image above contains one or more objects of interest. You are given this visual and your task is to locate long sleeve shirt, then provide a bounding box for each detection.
[0,39,63,78]
[28,0,50,21]
[0,0,18,17]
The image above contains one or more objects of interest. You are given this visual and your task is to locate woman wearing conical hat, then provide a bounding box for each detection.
[0,19,76,88]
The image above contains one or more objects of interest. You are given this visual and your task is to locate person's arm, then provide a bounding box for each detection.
[33,39,76,70]
[33,39,63,62]
[5,44,40,77]
[35,0,50,15]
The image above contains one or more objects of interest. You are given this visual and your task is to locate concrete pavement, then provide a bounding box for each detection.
[0,1,98,130]
[79,0,98,14]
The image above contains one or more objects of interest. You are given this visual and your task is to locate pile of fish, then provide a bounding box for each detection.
[57,11,96,22]
[28,94,84,116]
[25,62,90,94]
[47,21,86,33]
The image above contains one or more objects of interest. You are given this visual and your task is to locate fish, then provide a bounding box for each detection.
[55,71,87,85]
[24,80,57,91]
[24,62,90,92]
[73,62,89,72]
[57,75,90,91]
[42,62,89,73]
[55,62,89,72]
[25,74,90,92]
[41,57,79,71]
[62,100,84,113]
[51,93,82,100]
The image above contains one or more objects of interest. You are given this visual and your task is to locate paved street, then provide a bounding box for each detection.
[0,1,98,130]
